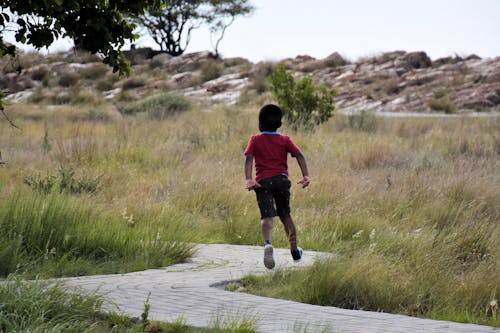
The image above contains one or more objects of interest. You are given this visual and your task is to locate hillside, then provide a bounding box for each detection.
[1,49,499,113]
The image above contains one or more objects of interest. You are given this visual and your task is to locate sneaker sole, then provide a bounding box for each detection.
[264,246,275,269]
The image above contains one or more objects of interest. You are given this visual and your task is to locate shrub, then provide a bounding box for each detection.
[269,64,336,130]
[30,66,50,81]
[200,59,224,82]
[58,72,79,87]
[79,63,109,80]
[24,166,102,195]
[248,61,274,94]
[122,77,146,90]
[428,96,457,113]
[95,77,115,91]
[121,93,191,119]
[323,52,349,68]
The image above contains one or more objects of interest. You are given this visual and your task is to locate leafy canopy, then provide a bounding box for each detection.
[269,64,336,131]
[0,0,160,74]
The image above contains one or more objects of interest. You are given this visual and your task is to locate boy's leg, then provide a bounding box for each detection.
[261,217,275,269]
[255,182,277,269]
[279,214,297,251]
[279,214,303,261]
[261,217,274,244]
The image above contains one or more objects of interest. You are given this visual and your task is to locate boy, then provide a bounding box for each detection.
[244,104,310,269]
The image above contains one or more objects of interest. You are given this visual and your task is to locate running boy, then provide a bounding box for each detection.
[244,104,311,269]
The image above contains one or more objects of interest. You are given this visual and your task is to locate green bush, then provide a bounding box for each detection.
[269,64,336,130]
[122,93,191,119]
[24,166,101,194]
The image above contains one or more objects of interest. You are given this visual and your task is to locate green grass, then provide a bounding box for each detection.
[0,191,194,278]
[0,277,258,332]
[121,92,191,119]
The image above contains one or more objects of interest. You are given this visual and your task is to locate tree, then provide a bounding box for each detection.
[131,0,253,57]
[208,0,254,57]
[0,0,158,113]
[0,0,160,73]
[269,64,336,131]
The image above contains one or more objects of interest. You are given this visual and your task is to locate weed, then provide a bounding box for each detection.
[42,124,52,153]
[24,166,102,194]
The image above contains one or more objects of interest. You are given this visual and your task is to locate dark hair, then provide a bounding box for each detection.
[258,104,282,131]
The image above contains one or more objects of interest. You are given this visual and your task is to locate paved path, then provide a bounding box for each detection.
[63,244,498,333]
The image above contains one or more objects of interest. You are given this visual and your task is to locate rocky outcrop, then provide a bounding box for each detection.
[309,51,500,112]
[1,48,499,112]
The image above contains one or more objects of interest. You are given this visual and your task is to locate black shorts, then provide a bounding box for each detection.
[255,174,291,219]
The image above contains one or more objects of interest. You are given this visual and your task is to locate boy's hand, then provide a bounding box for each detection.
[298,176,311,188]
[245,179,260,191]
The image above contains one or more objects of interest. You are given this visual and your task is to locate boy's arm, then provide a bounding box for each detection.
[293,150,311,188]
[244,154,260,190]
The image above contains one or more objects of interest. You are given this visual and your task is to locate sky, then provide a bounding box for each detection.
[6,0,500,62]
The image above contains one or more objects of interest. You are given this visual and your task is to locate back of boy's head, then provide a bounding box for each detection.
[259,104,282,132]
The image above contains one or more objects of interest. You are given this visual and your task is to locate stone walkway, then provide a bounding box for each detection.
[62,244,498,333]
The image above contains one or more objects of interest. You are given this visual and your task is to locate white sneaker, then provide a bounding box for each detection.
[263,244,275,269]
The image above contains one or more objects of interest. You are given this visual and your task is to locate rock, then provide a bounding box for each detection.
[374,51,407,65]
[433,55,463,67]
[404,52,432,69]
[465,54,482,61]
[323,52,348,67]
[169,72,195,87]
[165,51,214,73]
[123,47,163,63]
[150,53,172,68]
[486,92,500,105]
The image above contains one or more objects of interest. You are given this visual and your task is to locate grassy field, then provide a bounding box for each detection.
[1,100,499,327]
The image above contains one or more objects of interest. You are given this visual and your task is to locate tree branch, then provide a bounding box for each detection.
[1,107,20,130]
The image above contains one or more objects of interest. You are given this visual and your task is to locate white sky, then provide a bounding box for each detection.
[6,0,500,62]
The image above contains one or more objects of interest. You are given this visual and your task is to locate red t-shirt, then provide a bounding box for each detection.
[244,132,301,182]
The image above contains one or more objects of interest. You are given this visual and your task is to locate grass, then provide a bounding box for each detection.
[0,101,499,327]
[0,191,194,278]
[121,92,191,119]
[0,277,259,332]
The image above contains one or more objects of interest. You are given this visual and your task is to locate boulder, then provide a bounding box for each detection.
[123,47,163,63]
[323,52,348,67]
[404,52,432,69]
